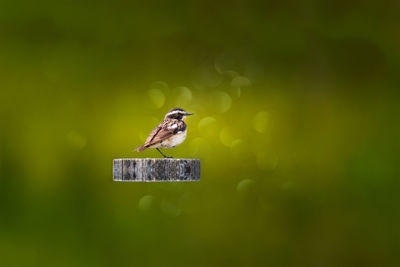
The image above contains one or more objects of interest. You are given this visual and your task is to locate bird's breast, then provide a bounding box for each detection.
[160,129,187,148]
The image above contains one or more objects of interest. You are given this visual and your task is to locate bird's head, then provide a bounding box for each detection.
[164,108,193,121]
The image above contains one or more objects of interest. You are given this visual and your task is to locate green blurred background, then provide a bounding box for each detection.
[1,0,399,266]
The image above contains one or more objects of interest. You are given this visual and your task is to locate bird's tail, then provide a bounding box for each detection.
[133,145,147,152]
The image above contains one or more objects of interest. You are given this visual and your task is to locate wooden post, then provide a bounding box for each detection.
[113,158,200,182]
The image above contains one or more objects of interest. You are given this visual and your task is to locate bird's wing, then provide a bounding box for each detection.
[144,125,162,145]
[144,120,184,147]
[147,128,175,146]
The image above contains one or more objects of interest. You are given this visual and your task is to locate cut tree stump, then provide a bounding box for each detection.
[113,158,200,182]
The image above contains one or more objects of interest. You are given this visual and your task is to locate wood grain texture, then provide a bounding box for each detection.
[113,158,200,182]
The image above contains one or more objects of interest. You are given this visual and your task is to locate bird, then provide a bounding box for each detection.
[134,108,193,158]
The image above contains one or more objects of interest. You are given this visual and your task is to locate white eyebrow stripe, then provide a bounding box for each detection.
[167,124,178,130]
[166,110,184,116]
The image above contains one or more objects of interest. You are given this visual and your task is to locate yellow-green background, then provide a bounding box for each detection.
[1,1,399,266]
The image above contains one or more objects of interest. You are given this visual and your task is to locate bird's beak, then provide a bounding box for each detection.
[185,112,194,116]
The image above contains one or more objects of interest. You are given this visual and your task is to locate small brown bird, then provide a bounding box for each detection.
[134,108,193,158]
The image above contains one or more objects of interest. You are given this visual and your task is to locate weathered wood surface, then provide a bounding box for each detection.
[113,158,200,182]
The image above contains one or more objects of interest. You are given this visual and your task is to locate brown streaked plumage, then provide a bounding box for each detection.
[134,108,193,158]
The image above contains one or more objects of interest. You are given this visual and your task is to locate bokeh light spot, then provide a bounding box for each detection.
[232,139,244,148]
[236,179,255,196]
[138,195,153,211]
[231,139,249,158]
[244,63,265,83]
[175,86,192,107]
[231,76,252,88]
[212,91,232,113]
[253,111,270,133]
[219,127,236,147]
[198,117,218,136]
[224,70,239,79]
[148,89,165,109]
[193,66,223,88]
[150,81,169,94]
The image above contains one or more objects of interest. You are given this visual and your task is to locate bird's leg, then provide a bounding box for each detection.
[156,148,173,158]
